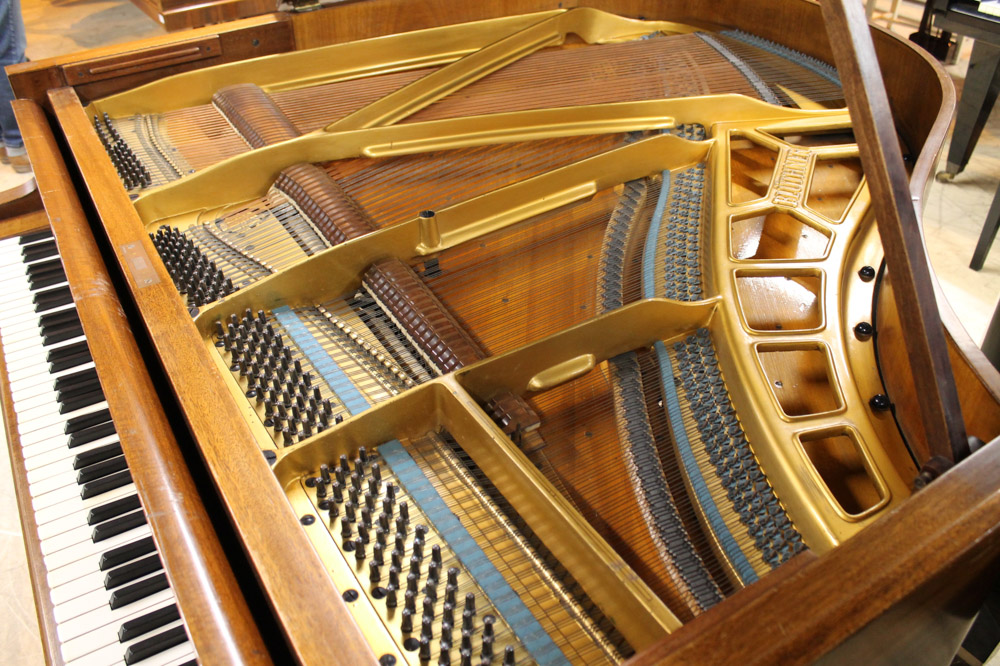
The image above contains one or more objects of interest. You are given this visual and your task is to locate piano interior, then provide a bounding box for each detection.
[4,3,1000,665]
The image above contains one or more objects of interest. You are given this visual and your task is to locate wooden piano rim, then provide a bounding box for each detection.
[7,100,270,665]
[24,0,1000,662]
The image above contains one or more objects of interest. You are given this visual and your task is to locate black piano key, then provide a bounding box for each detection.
[118,603,179,642]
[77,455,129,484]
[93,508,148,542]
[25,258,61,277]
[68,420,116,448]
[28,265,67,290]
[57,377,101,402]
[80,468,131,499]
[100,535,156,571]
[42,320,84,347]
[47,339,88,364]
[75,440,123,470]
[123,623,187,664]
[22,240,57,261]
[54,366,97,392]
[65,407,112,434]
[33,285,72,312]
[19,229,52,244]
[109,572,169,610]
[39,307,80,330]
[87,492,140,525]
[60,387,104,415]
[106,553,162,592]
[48,348,91,373]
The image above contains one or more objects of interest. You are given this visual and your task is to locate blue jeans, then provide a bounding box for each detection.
[0,0,25,149]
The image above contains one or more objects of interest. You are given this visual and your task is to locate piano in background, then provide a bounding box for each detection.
[4,1,1000,663]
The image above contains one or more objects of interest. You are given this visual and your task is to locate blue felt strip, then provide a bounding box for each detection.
[642,169,671,300]
[273,306,370,416]
[379,440,569,665]
[652,342,758,584]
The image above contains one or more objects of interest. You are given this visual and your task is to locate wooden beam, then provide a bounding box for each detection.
[820,0,968,464]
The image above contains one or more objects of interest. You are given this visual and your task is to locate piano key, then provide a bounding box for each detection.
[34,285,73,311]
[92,509,147,542]
[44,528,148,589]
[44,523,150,570]
[59,600,177,661]
[68,622,191,666]
[54,366,98,392]
[118,604,180,642]
[34,483,135,532]
[78,455,129,485]
[17,399,108,439]
[88,493,141,526]
[55,569,166,624]
[100,535,157,571]
[25,434,120,474]
[61,388,106,415]
[22,239,57,261]
[110,572,170,610]
[23,428,117,465]
[105,553,162,590]
[69,421,118,449]
[81,468,132,499]
[67,407,113,434]
[74,441,124,470]
[49,552,162,608]
[56,587,174,645]
[124,623,188,665]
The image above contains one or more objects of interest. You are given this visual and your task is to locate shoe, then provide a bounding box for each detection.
[1,145,31,174]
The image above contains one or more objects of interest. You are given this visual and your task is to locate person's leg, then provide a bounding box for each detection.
[0,0,28,172]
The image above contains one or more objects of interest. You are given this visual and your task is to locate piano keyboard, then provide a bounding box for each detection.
[0,229,198,666]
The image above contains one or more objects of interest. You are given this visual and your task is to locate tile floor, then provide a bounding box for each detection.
[1,0,999,664]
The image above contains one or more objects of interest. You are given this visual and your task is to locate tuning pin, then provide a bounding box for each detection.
[423,596,435,620]
[331,481,343,503]
[481,636,493,661]
[379,512,390,531]
[340,518,352,540]
[328,502,339,521]
[442,602,454,628]
[400,501,410,524]
[371,463,382,484]
[407,572,418,594]
[431,544,442,566]
[462,609,474,632]
[369,560,381,584]
[419,637,431,662]
[369,476,379,497]
[465,593,476,615]
[421,616,434,641]
[376,526,387,547]
[386,585,398,608]
[412,539,423,561]
[344,500,356,523]
[401,607,414,633]
[361,507,373,529]
[386,483,396,502]
[388,566,400,590]
[483,616,494,640]
[410,555,422,578]
[373,542,384,566]
[365,492,376,513]
[358,523,369,544]
[354,538,365,560]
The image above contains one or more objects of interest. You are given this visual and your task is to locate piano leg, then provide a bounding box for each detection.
[942,38,1000,179]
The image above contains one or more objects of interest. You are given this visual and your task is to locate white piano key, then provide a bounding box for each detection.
[26,434,120,476]
[59,603,181,663]
[19,401,109,441]
[44,524,144,589]
[44,524,150,572]
[66,621,190,666]
[52,567,165,626]
[55,587,174,645]
[11,361,96,394]
[37,491,136,542]
[34,484,136,532]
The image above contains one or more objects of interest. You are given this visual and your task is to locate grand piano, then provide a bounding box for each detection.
[3,1,1000,664]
